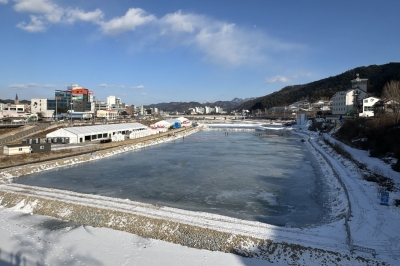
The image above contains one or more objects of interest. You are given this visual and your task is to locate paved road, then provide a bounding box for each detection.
[0,124,53,146]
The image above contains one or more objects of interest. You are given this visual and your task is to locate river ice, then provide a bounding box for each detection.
[16,131,330,227]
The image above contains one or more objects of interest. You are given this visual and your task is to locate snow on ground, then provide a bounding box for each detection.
[0,125,399,265]
[0,207,269,266]
[311,132,400,258]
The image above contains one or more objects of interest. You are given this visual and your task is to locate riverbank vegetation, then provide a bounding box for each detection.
[334,116,400,172]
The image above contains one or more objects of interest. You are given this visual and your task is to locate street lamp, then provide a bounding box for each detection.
[54,90,63,122]
[70,102,73,126]
[55,93,58,122]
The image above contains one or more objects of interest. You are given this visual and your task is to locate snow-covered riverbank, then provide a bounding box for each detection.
[0,127,399,265]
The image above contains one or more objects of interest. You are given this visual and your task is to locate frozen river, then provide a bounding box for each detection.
[16,131,331,227]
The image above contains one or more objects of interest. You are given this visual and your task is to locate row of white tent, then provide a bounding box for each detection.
[46,118,192,144]
[152,117,191,129]
[110,128,155,142]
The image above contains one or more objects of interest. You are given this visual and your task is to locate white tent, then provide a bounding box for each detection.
[46,123,149,144]
[154,120,173,128]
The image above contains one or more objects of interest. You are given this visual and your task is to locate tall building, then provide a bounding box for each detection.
[107,96,116,110]
[48,85,91,116]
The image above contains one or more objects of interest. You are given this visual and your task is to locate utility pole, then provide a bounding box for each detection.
[55,93,58,122]
[70,102,73,126]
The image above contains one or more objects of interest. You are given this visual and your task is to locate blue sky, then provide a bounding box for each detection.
[0,0,399,106]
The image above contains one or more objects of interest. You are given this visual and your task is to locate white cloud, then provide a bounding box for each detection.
[65,8,104,24]
[43,84,56,88]
[195,23,264,66]
[101,8,155,35]
[0,0,8,4]
[158,11,298,67]
[131,85,144,89]
[99,84,108,87]
[161,11,200,33]
[45,6,63,23]
[14,0,105,30]
[16,15,46,32]
[118,85,126,89]
[9,84,27,89]
[141,92,146,96]
[11,2,302,67]
[265,75,290,83]
[13,0,55,13]
[9,83,40,89]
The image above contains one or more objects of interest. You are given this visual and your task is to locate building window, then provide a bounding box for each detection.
[40,146,44,149]
[18,148,22,151]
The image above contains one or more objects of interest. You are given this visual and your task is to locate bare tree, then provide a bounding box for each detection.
[382,80,400,125]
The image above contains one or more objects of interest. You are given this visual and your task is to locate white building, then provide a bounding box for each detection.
[3,144,31,155]
[1,103,27,118]
[46,123,150,144]
[2,104,25,113]
[107,96,116,110]
[359,97,380,117]
[30,98,54,118]
[331,75,368,115]
[195,107,204,114]
[214,106,223,114]
[96,110,119,120]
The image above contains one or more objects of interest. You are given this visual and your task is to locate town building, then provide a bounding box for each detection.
[31,85,93,118]
[96,110,119,120]
[0,94,29,119]
[331,74,368,115]
[3,144,31,155]
[359,96,380,117]
[107,96,116,110]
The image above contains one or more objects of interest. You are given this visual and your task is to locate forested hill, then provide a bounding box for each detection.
[237,62,400,111]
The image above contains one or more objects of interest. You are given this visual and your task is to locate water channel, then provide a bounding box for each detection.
[16,130,331,227]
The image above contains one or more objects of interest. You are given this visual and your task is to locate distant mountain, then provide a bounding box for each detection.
[145,98,256,113]
[237,62,400,111]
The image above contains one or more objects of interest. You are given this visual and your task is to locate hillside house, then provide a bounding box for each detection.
[331,74,368,115]
[359,97,380,117]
